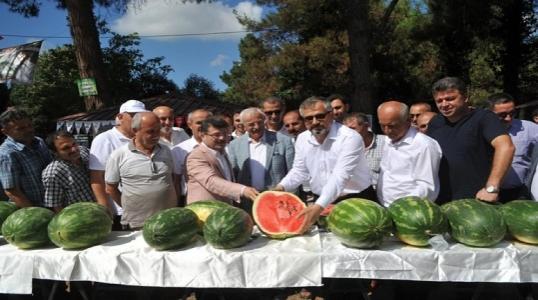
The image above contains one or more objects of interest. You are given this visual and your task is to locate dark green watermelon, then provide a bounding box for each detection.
[0,202,18,228]
[441,199,506,247]
[143,207,199,251]
[48,202,112,249]
[500,200,538,244]
[2,207,54,249]
[203,206,253,249]
[388,196,448,247]
[186,200,230,233]
[327,198,392,249]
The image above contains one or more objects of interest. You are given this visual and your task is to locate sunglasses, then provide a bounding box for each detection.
[495,111,516,119]
[303,112,330,122]
[264,110,282,116]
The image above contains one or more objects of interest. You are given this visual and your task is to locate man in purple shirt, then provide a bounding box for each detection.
[488,92,538,201]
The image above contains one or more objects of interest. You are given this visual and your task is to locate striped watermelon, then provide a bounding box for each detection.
[0,202,18,228]
[327,198,392,249]
[441,199,506,247]
[186,200,230,233]
[143,208,199,251]
[1,207,54,249]
[500,200,538,244]
[204,206,253,249]
[388,196,448,247]
[48,202,112,249]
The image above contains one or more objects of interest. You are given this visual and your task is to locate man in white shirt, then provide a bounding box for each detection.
[231,111,245,138]
[228,108,295,213]
[274,96,373,233]
[376,101,442,207]
[171,109,212,202]
[89,99,147,229]
[152,106,189,147]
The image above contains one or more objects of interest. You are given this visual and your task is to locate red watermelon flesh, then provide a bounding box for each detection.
[253,191,306,239]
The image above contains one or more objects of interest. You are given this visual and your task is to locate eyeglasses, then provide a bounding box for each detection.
[495,111,516,119]
[264,110,281,116]
[303,112,330,123]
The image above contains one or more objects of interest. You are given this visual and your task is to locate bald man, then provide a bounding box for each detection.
[410,102,432,127]
[377,101,442,207]
[105,112,177,230]
[153,106,189,147]
[416,111,437,134]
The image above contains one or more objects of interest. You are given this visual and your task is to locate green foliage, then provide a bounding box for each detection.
[9,34,178,135]
[182,74,221,101]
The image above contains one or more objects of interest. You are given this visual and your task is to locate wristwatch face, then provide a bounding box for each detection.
[486,186,498,193]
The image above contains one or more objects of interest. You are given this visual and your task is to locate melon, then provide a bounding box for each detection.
[327,198,392,249]
[143,207,199,251]
[48,202,112,249]
[500,200,538,244]
[388,196,448,247]
[186,200,230,232]
[2,207,54,249]
[441,199,506,247]
[252,191,306,239]
[0,202,18,228]
[204,206,253,249]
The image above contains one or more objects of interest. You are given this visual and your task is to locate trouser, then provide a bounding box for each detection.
[499,185,530,203]
[313,185,378,205]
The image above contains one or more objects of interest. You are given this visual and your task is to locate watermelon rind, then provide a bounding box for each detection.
[1,207,54,249]
[388,196,448,247]
[204,206,253,249]
[500,200,538,245]
[441,199,506,247]
[48,202,112,250]
[252,191,306,239]
[186,200,231,233]
[0,202,18,229]
[143,207,199,251]
[327,198,392,249]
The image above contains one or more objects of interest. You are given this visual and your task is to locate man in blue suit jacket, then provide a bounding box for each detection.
[228,107,295,214]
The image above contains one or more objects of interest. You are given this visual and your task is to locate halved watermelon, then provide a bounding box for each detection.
[252,191,306,239]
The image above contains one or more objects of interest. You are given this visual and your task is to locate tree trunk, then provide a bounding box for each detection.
[501,0,523,99]
[345,0,373,115]
[64,0,110,111]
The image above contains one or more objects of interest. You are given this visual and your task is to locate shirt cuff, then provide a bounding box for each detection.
[237,186,246,203]
[314,196,331,208]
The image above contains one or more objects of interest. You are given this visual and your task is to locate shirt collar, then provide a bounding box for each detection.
[307,121,339,145]
[247,132,266,144]
[389,126,416,147]
[5,136,39,151]
[128,139,161,154]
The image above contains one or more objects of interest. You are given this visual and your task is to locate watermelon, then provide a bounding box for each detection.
[252,191,306,239]
[327,198,392,249]
[0,202,18,228]
[388,196,448,247]
[48,202,112,249]
[441,199,506,247]
[143,207,199,251]
[186,200,230,233]
[1,207,54,249]
[204,206,253,249]
[500,200,538,244]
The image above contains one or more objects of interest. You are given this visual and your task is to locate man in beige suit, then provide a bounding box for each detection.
[185,117,259,204]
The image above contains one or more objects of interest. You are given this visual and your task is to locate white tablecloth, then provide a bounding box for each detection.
[2,231,538,294]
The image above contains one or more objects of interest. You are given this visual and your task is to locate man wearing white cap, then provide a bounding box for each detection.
[89,99,148,229]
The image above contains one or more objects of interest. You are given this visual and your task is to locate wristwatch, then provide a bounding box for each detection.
[485,185,499,193]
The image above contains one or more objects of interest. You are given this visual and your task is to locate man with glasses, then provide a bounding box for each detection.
[171,109,212,203]
[409,102,432,128]
[260,96,289,135]
[90,99,148,229]
[186,117,259,204]
[273,96,373,233]
[105,112,176,230]
[427,77,514,203]
[488,93,538,201]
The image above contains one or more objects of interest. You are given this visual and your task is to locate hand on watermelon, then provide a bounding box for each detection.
[242,187,260,201]
[295,204,324,234]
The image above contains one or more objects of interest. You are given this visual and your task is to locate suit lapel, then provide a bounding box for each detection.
[265,131,276,168]
[200,144,225,178]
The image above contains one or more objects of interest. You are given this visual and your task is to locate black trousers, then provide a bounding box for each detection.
[314,185,378,204]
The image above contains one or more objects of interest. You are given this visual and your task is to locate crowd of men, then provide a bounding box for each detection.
[1,76,538,235]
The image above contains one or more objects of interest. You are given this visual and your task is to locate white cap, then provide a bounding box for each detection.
[119,100,148,113]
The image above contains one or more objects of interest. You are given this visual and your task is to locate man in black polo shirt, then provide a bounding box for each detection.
[427,77,515,203]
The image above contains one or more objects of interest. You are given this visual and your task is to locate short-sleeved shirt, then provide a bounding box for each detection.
[105,142,176,228]
[42,146,95,208]
[365,134,386,187]
[171,137,199,196]
[0,136,52,206]
[427,109,507,203]
[503,119,538,188]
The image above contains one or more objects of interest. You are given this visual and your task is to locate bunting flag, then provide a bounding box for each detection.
[0,40,43,84]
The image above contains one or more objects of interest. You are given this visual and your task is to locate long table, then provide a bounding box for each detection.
[1,230,537,294]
